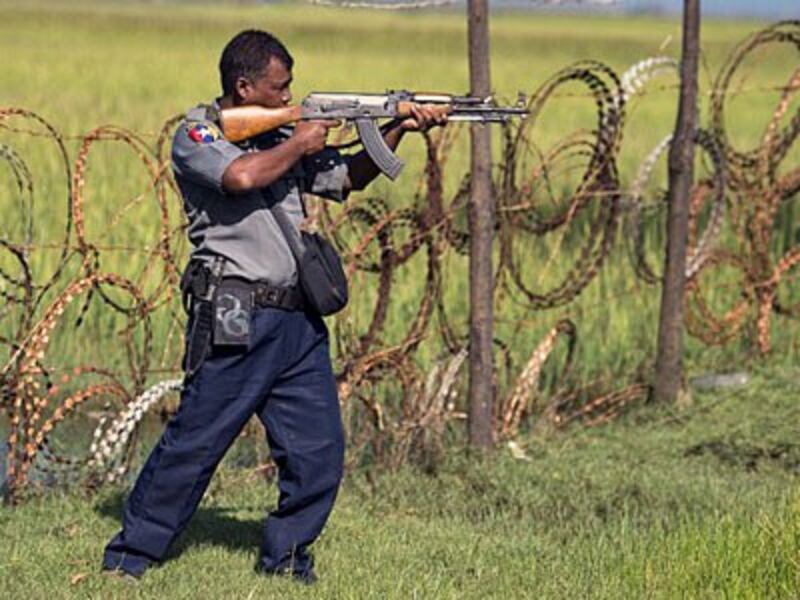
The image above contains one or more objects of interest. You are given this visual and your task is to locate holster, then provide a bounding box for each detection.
[180,258,225,380]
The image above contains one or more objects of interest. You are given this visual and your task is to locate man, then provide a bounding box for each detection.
[101,29,443,584]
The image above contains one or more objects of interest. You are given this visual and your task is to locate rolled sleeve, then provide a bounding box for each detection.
[303,147,351,202]
[171,120,245,193]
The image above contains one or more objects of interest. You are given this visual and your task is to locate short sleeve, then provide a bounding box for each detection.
[171,120,245,193]
[303,147,351,202]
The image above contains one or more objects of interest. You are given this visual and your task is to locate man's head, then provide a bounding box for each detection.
[219,30,294,107]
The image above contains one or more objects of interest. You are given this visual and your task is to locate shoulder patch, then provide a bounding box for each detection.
[186,122,221,144]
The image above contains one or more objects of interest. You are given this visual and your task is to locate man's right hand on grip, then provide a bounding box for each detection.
[293,119,340,155]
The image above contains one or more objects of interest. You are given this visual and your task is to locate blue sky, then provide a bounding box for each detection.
[491,0,797,19]
[624,0,797,19]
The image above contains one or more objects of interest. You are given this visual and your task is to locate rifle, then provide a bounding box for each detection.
[216,90,527,180]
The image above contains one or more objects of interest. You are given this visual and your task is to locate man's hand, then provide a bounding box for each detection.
[292,119,340,155]
[400,103,449,132]
[223,118,339,193]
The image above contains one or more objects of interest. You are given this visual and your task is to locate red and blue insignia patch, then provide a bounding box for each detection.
[187,123,221,144]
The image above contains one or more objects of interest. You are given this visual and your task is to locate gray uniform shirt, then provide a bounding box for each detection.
[171,102,351,286]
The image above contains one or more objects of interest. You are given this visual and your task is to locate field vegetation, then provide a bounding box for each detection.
[1,0,797,385]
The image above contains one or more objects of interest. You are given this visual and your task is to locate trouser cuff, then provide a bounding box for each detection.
[257,550,314,576]
[102,549,153,578]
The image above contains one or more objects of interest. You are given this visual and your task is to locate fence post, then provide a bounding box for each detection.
[652,0,701,403]
[466,0,495,448]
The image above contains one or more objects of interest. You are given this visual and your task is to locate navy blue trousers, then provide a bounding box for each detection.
[103,308,344,577]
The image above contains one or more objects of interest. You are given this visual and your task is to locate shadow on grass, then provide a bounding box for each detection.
[95,490,264,560]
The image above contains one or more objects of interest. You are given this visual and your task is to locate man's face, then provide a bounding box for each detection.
[237,56,293,108]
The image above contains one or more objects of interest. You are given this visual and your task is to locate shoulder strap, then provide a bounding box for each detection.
[261,189,307,264]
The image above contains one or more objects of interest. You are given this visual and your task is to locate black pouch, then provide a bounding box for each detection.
[213,279,254,348]
[265,194,349,317]
[295,230,349,316]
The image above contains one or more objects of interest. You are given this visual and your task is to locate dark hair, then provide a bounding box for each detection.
[219,30,294,96]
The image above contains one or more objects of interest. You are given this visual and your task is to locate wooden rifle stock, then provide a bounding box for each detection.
[219,105,303,142]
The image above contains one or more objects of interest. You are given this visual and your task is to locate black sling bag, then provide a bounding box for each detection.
[265,193,349,316]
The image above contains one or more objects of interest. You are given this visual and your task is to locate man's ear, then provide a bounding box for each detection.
[233,77,252,102]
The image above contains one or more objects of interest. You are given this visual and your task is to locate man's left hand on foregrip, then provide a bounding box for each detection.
[401,103,449,132]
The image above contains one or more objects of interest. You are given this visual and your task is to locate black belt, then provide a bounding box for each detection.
[249,280,306,311]
[181,260,306,313]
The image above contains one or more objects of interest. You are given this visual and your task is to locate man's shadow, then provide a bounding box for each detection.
[95,489,267,560]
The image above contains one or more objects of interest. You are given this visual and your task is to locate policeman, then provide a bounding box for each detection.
[101,30,444,583]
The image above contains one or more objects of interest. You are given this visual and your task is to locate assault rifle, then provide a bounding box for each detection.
[217,90,527,180]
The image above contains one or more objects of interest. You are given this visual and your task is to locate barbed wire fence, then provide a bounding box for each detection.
[1,21,798,500]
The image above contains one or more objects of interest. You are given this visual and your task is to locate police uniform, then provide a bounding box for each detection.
[102,101,349,580]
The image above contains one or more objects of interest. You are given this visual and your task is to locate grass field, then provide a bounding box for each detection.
[1,0,798,390]
[2,366,799,598]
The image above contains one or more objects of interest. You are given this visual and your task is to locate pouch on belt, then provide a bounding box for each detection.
[213,279,253,348]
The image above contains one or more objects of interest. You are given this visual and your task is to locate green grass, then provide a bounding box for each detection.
[1,0,797,396]
[2,366,799,598]
[0,3,797,434]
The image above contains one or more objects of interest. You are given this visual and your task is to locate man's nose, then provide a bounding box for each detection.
[282,91,292,105]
